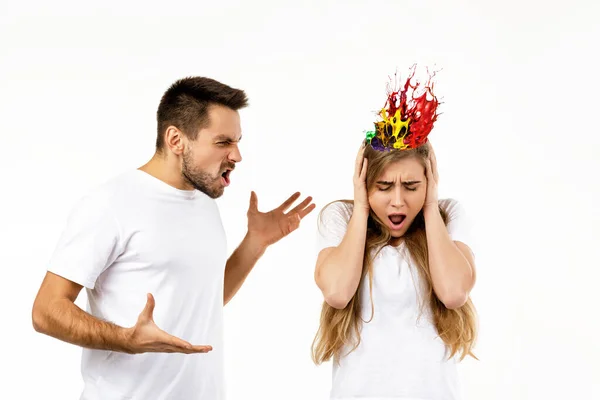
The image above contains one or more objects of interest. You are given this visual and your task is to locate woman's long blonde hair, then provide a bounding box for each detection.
[311,142,478,365]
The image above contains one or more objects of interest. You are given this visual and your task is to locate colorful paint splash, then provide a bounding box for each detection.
[366,66,440,151]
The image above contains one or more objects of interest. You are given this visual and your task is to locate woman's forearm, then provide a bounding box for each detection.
[424,206,475,309]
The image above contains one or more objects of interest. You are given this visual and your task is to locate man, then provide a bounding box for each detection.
[31,77,315,399]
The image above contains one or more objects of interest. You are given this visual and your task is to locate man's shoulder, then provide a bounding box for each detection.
[75,170,139,211]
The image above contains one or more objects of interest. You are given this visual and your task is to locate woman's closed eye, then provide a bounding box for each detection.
[376,182,393,191]
[376,181,420,191]
[402,180,421,191]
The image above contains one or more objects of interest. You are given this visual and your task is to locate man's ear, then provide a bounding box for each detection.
[164,126,185,155]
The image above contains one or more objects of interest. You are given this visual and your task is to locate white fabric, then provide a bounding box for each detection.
[315,199,473,400]
[47,170,228,400]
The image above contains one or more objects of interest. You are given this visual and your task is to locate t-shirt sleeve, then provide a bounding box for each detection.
[46,193,123,289]
[441,198,475,256]
[315,201,352,255]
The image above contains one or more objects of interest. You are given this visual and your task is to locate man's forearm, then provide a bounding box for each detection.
[33,298,133,353]
[223,232,267,305]
[424,206,474,308]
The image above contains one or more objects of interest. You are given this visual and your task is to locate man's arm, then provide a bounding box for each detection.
[223,191,315,305]
[223,232,267,305]
[32,272,135,352]
[32,272,210,354]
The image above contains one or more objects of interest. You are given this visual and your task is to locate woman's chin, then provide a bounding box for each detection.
[388,223,410,239]
[388,223,407,236]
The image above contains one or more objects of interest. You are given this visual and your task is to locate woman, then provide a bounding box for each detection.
[312,74,478,400]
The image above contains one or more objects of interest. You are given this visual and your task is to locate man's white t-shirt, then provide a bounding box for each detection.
[316,199,474,400]
[47,169,228,400]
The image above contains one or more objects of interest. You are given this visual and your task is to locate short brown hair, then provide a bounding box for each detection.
[155,77,249,150]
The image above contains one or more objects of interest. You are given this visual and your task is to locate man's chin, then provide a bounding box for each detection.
[212,189,225,199]
[202,183,225,199]
[199,188,223,199]
[186,178,224,199]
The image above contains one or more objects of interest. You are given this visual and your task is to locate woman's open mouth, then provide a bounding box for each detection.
[388,213,406,230]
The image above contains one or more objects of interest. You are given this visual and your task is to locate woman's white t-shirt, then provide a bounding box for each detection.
[315,199,474,400]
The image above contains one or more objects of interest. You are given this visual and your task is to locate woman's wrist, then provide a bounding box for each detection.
[423,202,441,220]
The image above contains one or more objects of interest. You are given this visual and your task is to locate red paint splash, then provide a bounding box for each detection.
[383,66,440,148]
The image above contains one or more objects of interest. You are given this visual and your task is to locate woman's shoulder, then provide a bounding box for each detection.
[438,197,461,208]
[319,200,354,223]
[438,198,473,245]
[438,198,466,217]
[320,199,354,213]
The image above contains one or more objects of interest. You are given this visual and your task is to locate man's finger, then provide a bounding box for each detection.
[166,335,192,350]
[277,192,301,212]
[171,343,212,354]
[287,213,301,233]
[298,203,316,219]
[164,336,211,354]
[154,327,192,349]
[249,191,258,212]
[188,345,213,353]
[287,196,313,216]
[140,293,155,321]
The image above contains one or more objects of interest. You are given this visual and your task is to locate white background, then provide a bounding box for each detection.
[1,0,599,399]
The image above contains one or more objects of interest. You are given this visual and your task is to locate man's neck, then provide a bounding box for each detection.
[138,153,191,191]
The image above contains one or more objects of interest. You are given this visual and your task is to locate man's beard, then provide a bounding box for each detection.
[181,149,224,199]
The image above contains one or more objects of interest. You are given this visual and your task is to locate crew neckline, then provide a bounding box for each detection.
[134,169,200,200]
